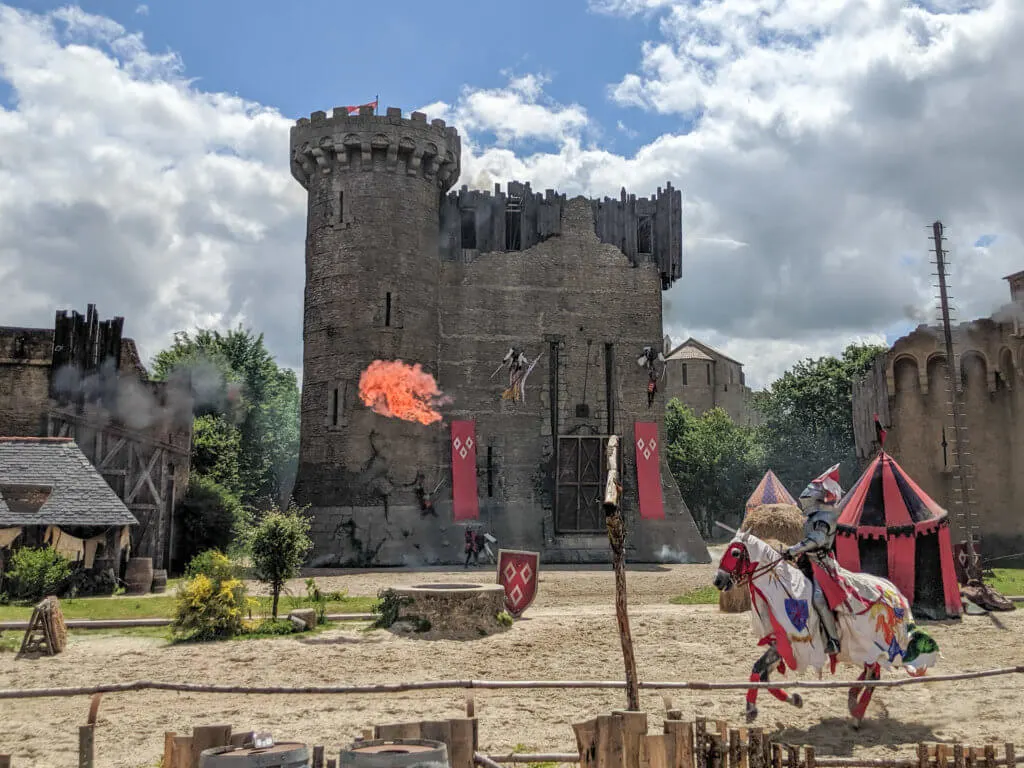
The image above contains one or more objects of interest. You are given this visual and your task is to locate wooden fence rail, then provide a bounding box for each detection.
[2,665,1024,701]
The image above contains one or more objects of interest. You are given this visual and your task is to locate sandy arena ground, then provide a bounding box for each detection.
[2,562,1023,767]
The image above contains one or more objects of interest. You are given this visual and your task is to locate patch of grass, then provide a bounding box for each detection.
[669,585,720,605]
[0,594,377,622]
[988,568,1024,596]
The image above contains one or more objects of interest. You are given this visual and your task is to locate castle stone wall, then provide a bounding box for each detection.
[290,105,709,567]
[853,320,1024,559]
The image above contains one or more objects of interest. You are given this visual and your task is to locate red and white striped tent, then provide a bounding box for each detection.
[834,451,963,620]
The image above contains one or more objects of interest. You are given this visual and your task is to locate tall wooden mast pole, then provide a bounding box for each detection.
[931,221,980,580]
[603,435,640,711]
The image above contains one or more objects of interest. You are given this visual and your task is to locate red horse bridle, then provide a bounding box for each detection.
[721,540,785,590]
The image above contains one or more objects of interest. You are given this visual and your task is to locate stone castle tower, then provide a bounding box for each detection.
[289,104,709,567]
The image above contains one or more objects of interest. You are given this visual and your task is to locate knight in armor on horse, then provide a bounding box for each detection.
[781,463,844,656]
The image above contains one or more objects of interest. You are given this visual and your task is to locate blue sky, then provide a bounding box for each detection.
[10,0,682,153]
[1,0,1021,389]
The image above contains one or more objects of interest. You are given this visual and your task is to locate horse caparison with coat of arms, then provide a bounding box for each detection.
[713,531,940,726]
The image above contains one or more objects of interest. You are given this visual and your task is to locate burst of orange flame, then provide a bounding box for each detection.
[358,360,449,425]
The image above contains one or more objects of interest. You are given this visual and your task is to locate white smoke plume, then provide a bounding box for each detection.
[657,544,693,564]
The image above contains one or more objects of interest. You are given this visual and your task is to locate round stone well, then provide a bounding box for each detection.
[390,583,509,638]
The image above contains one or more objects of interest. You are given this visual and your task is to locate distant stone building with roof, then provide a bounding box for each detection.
[662,337,758,425]
[0,437,137,575]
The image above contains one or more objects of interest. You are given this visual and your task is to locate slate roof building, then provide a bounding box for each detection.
[0,437,137,573]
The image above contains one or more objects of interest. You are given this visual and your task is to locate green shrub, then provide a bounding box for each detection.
[4,547,72,602]
[185,549,240,583]
[172,550,249,641]
[245,618,300,636]
[248,507,312,618]
[176,475,252,564]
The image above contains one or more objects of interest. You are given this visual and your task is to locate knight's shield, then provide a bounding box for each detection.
[496,549,539,618]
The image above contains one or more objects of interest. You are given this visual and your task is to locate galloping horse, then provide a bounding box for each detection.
[713,531,939,725]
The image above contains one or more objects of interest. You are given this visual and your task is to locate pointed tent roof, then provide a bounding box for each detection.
[836,451,947,537]
[746,470,797,510]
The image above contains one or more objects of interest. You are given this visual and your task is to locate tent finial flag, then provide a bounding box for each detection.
[874,414,888,449]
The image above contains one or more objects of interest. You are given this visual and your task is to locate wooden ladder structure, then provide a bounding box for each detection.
[930,221,982,582]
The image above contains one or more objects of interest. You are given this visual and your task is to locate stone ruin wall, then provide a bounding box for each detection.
[852,320,1024,559]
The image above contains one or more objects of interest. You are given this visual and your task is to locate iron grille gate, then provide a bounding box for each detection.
[555,435,620,533]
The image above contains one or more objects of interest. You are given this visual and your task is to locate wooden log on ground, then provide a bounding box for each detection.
[191,724,231,766]
[79,724,94,768]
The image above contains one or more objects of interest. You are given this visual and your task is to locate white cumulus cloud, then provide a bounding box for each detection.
[0,2,1022,391]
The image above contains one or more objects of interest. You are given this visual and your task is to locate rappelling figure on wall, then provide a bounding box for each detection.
[781,463,845,656]
[492,346,541,402]
[636,346,666,408]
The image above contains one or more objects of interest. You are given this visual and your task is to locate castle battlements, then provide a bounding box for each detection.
[290,105,462,192]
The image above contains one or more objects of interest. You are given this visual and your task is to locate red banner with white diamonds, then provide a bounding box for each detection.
[497,549,539,618]
[451,420,480,521]
[634,421,665,520]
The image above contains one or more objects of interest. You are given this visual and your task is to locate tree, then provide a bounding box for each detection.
[248,507,313,618]
[666,401,765,536]
[176,475,251,562]
[753,342,887,491]
[152,326,300,508]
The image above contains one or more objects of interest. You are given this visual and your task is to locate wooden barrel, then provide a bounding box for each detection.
[340,740,449,768]
[151,569,168,594]
[199,742,310,767]
[124,557,153,595]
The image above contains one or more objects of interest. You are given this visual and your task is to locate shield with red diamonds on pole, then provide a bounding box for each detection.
[496,549,539,618]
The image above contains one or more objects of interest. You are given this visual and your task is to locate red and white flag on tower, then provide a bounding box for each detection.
[342,98,379,115]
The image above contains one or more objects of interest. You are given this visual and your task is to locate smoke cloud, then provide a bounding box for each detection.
[49,352,236,433]
[657,544,694,564]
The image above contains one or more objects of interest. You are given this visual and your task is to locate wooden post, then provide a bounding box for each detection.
[1006,744,1016,768]
[327,760,337,768]
[663,720,694,768]
[375,723,422,740]
[694,719,708,768]
[770,744,783,768]
[603,435,640,712]
[574,719,599,768]
[0,755,11,768]
[191,724,231,766]
[804,748,815,768]
[421,721,453,752]
[449,719,477,768]
[985,746,996,768]
[785,746,798,768]
[170,736,193,768]
[79,724,95,768]
[313,745,325,768]
[919,745,931,768]
[597,714,625,768]
[163,732,177,768]
[615,711,648,768]
[747,731,764,768]
[642,735,669,768]
[728,731,741,768]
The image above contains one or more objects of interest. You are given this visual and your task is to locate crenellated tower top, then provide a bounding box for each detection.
[290,105,462,192]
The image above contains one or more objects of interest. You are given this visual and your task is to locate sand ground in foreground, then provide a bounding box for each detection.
[1,563,1020,768]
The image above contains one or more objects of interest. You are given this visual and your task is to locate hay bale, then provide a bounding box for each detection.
[718,503,805,614]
